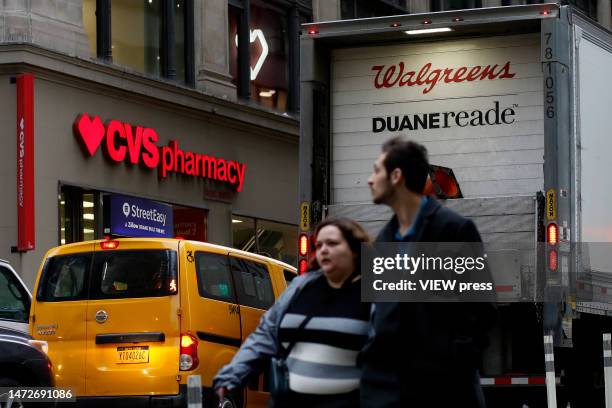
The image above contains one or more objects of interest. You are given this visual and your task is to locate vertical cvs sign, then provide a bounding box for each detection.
[16,74,35,251]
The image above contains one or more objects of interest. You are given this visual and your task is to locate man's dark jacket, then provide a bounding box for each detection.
[360,198,497,408]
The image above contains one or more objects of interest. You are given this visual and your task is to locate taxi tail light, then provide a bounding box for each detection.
[180,333,199,371]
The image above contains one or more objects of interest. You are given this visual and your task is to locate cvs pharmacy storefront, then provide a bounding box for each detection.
[2,71,298,287]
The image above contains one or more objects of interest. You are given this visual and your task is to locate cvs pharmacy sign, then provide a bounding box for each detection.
[74,113,246,192]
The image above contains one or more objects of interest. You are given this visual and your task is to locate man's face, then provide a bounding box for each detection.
[368,152,396,205]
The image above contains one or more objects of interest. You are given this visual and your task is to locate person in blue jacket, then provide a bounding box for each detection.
[214,218,371,408]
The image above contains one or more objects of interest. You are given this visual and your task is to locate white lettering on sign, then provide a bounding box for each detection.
[123,203,166,226]
[18,117,25,208]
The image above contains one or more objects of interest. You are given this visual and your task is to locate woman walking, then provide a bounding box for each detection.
[213,218,371,408]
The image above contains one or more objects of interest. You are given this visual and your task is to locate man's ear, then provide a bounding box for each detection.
[389,168,403,186]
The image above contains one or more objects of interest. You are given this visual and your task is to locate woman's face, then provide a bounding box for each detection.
[315,225,355,287]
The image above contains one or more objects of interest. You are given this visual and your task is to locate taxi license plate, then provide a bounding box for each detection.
[116,346,149,364]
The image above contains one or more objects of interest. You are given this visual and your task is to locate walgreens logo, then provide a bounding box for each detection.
[371,61,516,94]
[74,114,246,192]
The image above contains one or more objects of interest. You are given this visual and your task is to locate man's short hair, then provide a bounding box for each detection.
[381,137,429,194]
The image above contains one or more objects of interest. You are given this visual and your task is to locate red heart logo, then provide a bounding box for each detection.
[75,114,105,156]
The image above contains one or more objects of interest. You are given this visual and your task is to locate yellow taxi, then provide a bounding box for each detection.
[30,238,296,407]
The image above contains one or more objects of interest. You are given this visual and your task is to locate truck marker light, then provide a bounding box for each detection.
[405,27,452,35]
[547,223,558,245]
[422,19,432,25]
[452,17,463,22]
[299,259,308,274]
[308,28,318,35]
[540,10,550,15]
[549,250,558,272]
[390,22,402,27]
[299,234,309,257]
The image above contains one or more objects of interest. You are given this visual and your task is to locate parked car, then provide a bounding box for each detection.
[0,259,31,333]
[30,238,297,407]
[0,326,53,392]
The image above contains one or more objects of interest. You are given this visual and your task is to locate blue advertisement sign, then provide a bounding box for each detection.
[110,194,173,238]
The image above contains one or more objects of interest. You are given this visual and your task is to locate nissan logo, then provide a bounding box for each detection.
[95,310,108,324]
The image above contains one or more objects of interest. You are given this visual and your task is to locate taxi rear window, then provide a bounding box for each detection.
[37,250,177,301]
[37,253,92,302]
[89,250,177,299]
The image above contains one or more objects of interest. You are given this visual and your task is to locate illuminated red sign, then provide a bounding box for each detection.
[74,114,246,192]
[16,74,35,251]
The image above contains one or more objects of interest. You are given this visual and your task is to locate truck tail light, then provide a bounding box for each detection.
[547,223,558,245]
[180,333,199,371]
[299,259,308,274]
[299,234,309,257]
[549,250,558,272]
[298,233,310,274]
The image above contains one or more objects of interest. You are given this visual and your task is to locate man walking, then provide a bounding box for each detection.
[360,137,496,407]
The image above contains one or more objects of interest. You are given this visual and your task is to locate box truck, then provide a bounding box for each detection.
[298,4,612,406]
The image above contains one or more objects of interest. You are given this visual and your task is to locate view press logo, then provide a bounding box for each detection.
[74,113,247,192]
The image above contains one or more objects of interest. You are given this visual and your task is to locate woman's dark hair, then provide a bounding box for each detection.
[308,217,371,273]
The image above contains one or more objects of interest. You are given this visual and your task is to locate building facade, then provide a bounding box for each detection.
[0,0,311,287]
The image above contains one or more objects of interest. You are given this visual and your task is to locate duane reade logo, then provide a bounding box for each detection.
[124,203,168,226]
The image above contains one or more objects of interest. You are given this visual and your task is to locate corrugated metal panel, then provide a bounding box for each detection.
[328,195,536,236]
[327,195,537,300]
[331,33,544,203]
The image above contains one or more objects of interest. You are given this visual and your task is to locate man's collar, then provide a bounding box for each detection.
[377,197,440,242]
[394,196,429,240]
